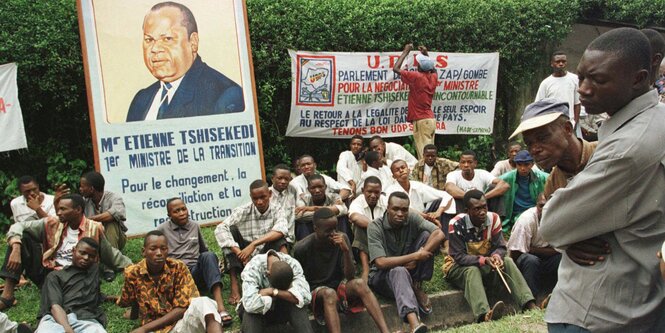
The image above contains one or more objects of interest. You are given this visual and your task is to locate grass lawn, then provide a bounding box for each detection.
[0,226,543,332]
[439,309,546,333]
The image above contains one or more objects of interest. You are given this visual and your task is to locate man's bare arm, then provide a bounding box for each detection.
[392,43,413,74]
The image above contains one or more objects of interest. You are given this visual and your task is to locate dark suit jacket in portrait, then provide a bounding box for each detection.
[126,55,245,121]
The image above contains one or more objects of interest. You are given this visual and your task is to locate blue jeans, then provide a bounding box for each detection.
[35,313,106,333]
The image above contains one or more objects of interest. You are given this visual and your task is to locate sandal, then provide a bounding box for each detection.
[0,296,16,311]
[412,323,428,333]
[413,287,432,315]
[219,310,233,327]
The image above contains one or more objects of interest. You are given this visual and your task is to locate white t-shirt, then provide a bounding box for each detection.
[336,150,363,186]
[10,193,55,223]
[507,207,549,254]
[423,164,434,187]
[55,227,79,267]
[385,142,418,169]
[535,72,580,117]
[349,194,388,221]
[384,181,456,214]
[446,169,496,192]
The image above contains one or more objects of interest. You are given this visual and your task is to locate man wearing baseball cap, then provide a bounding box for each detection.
[509,98,597,199]
[497,150,549,232]
[510,98,605,270]
[393,43,438,160]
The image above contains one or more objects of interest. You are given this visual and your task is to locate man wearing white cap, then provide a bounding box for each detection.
[510,98,604,269]
[509,98,597,200]
[393,43,438,160]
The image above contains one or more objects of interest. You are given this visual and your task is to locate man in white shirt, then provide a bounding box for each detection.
[10,176,60,223]
[507,194,560,302]
[269,164,297,244]
[369,136,418,170]
[357,151,395,194]
[291,155,351,200]
[215,179,289,305]
[336,135,364,194]
[535,51,581,137]
[385,160,455,229]
[445,150,509,213]
[349,176,387,282]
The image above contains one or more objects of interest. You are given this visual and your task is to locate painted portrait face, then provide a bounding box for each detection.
[142,6,199,82]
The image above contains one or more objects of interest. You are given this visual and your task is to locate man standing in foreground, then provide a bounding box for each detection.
[393,43,438,160]
[540,28,665,332]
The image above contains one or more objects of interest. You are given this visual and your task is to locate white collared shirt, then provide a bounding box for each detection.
[384,181,456,214]
[144,77,184,121]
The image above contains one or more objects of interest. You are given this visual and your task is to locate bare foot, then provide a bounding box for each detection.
[229,282,241,305]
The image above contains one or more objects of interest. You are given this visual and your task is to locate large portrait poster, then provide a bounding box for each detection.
[77,0,263,235]
[286,50,499,138]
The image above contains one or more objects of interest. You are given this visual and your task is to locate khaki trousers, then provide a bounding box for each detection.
[412,118,436,159]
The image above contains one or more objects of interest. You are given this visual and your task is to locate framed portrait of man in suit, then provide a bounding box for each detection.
[80,0,250,123]
[77,0,263,235]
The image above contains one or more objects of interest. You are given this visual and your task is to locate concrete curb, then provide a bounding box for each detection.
[227,289,522,332]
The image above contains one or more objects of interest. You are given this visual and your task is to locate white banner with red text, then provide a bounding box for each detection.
[286,50,499,138]
[0,63,28,153]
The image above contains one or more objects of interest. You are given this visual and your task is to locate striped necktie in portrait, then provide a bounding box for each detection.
[157,82,172,119]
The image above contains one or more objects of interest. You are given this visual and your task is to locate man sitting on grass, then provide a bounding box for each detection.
[35,238,106,333]
[157,198,232,326]
[294,208,390,333]
[348,176,387,282]
[0,194,130,311]
[295,174,348,240]
[444,190,537,322]
[215,179,289,305]
[117,230,224,333]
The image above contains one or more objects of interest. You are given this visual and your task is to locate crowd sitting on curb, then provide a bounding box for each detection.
[2,28,665,333]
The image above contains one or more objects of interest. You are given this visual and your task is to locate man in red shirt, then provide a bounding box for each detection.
[393,43,438,160]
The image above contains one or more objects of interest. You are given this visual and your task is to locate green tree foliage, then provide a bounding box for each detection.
[248,0,580,172]
[0,0,91,224]
[580,0,665,27]
[0,0,584,222]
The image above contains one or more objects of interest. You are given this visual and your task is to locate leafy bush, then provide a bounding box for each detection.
[248,0,579,171]
[0,0,581,221]
[579,0,665,27]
